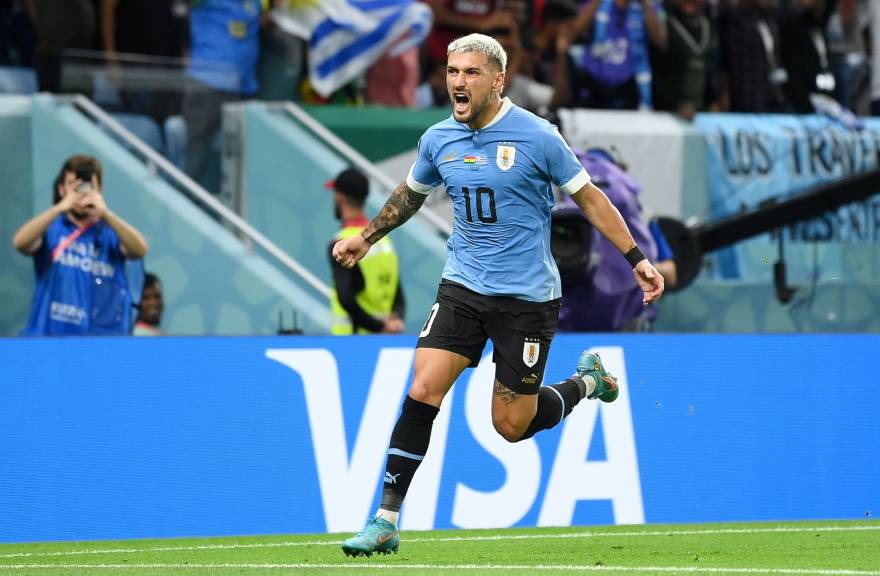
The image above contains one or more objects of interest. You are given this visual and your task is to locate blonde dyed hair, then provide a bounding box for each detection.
[447,33,508,74]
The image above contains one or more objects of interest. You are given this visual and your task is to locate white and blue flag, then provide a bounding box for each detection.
[272,0,433,97]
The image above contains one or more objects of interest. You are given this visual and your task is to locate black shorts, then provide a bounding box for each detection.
[417,280,560,395]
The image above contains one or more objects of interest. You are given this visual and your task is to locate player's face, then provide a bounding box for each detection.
[446,51,504,128]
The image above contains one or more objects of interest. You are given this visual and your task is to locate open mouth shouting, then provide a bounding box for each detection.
[452,92,470,116]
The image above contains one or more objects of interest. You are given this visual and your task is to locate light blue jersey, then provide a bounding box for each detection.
[406,98,590,302]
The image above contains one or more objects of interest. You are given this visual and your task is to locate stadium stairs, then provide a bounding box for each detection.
[225,101,449,332]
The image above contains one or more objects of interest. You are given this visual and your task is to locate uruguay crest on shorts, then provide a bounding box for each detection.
[496,145,516,171]
[523,338,540,368]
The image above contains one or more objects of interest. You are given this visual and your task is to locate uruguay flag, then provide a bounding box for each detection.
[272,0,433,97]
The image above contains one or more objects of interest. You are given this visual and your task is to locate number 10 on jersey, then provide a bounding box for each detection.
[462,186,497,223]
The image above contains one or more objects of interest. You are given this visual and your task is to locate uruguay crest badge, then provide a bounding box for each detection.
[523,338,540,368]
[496,145,516,171]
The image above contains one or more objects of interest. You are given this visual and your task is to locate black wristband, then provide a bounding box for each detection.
[624,246,646,268]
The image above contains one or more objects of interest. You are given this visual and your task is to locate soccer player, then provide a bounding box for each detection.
[334,33,664,556]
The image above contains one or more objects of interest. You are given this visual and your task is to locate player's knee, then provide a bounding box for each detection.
[492,416,527,443]
[408,379,443,407]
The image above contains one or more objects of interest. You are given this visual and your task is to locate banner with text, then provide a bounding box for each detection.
[0,335,877,542]
[695,114,880,279]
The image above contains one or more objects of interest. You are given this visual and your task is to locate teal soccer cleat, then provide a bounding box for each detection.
[576,352,619,403]
[341,516,400,557]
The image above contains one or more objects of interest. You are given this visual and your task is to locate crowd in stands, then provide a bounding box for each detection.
[4,0,878,336]
[1,0,877,187]
[1,0,878,121]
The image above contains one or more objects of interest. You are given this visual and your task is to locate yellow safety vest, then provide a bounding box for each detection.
[330,226,399,335]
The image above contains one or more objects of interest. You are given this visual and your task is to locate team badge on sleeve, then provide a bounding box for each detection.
[522,338,540,368]
[496,145,516,171]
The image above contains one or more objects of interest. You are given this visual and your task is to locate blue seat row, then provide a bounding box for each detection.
[107,113,187,171]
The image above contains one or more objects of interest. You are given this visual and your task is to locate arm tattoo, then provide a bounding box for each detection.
[361,182,427,244]
[493,380,522,406]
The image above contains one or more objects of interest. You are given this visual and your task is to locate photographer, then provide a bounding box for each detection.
[554,148,661,332]
[12,155,149,335]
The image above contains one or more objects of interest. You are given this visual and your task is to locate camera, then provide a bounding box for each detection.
[75,168,94,193]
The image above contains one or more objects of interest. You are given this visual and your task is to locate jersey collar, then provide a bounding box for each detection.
[480,97,514,130]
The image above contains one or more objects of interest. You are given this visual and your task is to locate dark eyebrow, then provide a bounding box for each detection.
[447,65,484,73]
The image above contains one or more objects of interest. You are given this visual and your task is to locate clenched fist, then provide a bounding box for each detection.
[633,259,664,304]
[332,233,371,269]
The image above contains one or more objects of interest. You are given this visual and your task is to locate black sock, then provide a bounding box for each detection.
[518,377,585,441]
[380,395,440,513]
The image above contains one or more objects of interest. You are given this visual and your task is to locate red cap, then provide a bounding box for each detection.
[326,168,369,201]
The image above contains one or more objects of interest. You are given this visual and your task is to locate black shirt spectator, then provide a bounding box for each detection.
[780,0,837,114]
[0,0,35,67]
[719,0,789,112]
[100,0,188,122]
[101,0,187,60]
[32,0,96,92]
[652,0,721,120]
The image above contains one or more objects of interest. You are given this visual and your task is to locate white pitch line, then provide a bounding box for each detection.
[0,563,878,575]
[1,525,878,560]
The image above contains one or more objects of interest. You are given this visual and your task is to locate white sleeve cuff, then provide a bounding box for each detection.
[560,169,591,195]
[406,165,435,195]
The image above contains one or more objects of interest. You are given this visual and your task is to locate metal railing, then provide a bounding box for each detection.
[63,94,333,299]
[278,101,454,238]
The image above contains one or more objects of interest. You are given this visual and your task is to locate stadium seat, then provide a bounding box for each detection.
[109,113,164,153]
[163,115,187,171]
[0,66,37,95]
[92,70,122,107]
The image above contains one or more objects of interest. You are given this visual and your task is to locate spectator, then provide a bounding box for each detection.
[365,47,421,107]
[526,0,580,109]
[0,0,35,68]
[719,0,790,112]
[567,0,668,110]
[326,168,405,334]
[780,0,838,114]
[12,155,149,336]
[554,148,660,332]
[651,0,721,120]
[826,0,870,114]
[422,0,518,69]
[414,58,448,107]
[495,25,559,114]
[257,11,304,102]
[100,0,188,123]
[869,0,880,114]
[30,0,96,92]
[299,76,364,105]
[133,272,164,336]
[183,0,262,192]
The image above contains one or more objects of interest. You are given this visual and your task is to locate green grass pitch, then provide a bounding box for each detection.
[0,520,877,575]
